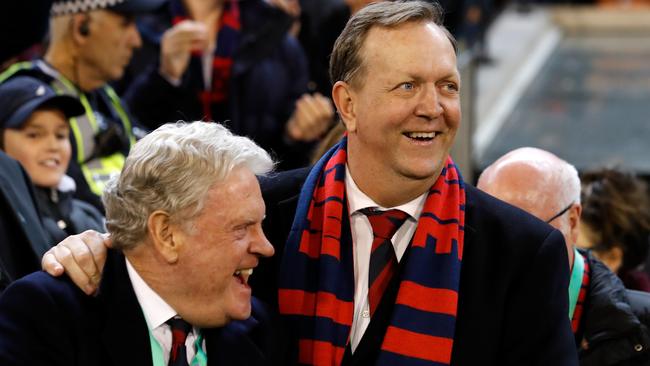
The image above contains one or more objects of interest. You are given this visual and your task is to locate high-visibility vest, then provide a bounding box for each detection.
[0,61,136,197]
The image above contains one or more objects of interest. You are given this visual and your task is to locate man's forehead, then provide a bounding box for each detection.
[359,21,455,62]
[363,20,441,44]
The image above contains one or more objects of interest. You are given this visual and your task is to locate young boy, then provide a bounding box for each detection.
[0,76,104,243]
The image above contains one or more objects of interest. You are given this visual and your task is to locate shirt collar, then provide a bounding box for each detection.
[345,164,427,220]
[125,257,177,331]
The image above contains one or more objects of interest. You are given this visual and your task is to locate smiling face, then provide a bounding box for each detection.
[3,108,71,188]
[171,166,274,327]
[337,21,461,204]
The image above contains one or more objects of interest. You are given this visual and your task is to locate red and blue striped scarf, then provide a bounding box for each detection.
[171,0,240,121]
[278,136,466,365]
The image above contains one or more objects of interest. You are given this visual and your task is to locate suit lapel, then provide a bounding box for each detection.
[204,315,265,366]
[99,251,154,366]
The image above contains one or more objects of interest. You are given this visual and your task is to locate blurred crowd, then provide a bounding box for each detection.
[0,0,509,228]
[1,1,650,365]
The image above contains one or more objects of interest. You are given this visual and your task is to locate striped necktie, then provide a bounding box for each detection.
[167,318,192,366]
[361,208,409,316]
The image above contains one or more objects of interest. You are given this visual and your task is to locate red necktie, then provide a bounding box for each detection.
[167,318,192,366]
[361,208,409,316]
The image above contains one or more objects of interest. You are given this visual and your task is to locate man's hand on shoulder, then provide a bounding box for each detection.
[41,230,111,295]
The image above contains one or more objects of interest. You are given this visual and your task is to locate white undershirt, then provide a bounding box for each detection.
[345,165,427,352]
[126,258,204,364]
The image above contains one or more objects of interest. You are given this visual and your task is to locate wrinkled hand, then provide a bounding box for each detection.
[159,20,208,82]
[41,230,111,295]
[286,93,335,142]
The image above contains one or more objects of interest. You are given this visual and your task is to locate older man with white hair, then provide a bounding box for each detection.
[0,122,278,365]
[478,147,650,366]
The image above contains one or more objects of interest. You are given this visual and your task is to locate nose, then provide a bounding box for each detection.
[414,84,443,120]
[250,225,275,258]
[46,134,62,151]
[129,24,142,49]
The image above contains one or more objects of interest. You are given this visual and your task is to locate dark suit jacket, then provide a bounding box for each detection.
[0,152,51,291]
[253,168,579,365]
[0,251,280,366]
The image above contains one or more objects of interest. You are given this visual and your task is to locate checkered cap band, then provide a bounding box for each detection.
[51,0,127,16]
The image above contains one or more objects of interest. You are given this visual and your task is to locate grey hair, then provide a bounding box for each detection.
[329,0,456,88]
[555,158,581,208]
[102,121,275,251]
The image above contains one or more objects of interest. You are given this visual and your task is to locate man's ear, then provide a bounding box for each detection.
[70,14,91,45]
[331,81,357,133]
[568,204,582,246]
[147,210,181,264]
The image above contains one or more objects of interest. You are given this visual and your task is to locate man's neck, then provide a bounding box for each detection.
[347,161,438,208]
[44,48,102,92]
[345,137,439,207]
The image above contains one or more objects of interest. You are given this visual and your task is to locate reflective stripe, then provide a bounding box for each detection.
[104,86,136,146]
[0,62,33,82]
[81,153,125,196]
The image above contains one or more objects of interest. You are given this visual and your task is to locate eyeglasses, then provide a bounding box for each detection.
[545,202,574,223]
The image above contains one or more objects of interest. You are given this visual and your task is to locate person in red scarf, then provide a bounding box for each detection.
[120,0,333,169]
[43,2,578,365]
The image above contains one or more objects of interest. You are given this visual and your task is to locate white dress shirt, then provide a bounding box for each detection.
[345,165,427,352]
[126,259,204,364]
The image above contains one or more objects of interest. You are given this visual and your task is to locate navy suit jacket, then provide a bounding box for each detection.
[0,152,51,292]
[0,251,281,366]
[253,168,579,366]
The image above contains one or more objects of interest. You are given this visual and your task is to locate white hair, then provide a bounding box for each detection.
[479,147,580,212]
[102,121,275,250]
[554,158,581,208]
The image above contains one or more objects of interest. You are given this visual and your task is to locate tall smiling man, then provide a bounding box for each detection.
[42,2,578,365]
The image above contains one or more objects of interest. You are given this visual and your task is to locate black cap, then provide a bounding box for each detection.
[0,77,85,129]
[50,0,166,16]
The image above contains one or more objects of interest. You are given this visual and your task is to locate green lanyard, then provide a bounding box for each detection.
[568,247,585,319]
[148,328,208,366]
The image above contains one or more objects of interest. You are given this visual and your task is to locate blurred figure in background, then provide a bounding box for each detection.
[579,168,650,292]
[478,147,650,366]
[0,0,165,211]
[122,0,331,169]
[0,77,105,244]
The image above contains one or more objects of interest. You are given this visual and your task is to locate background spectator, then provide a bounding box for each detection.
[0,77,105,244]
[478,147,650,365]
[121,0,330,169]
[578,168,650,292]
[0,0,166,211]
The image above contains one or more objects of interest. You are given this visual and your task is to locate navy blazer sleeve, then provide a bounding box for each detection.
[501,229,577,365]
[0,272,82,366]
[452,186,578,366]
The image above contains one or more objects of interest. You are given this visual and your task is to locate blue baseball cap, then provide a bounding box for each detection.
[0,76,85,129]
[51,0,166,16]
